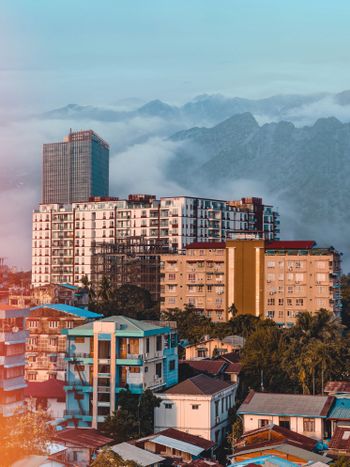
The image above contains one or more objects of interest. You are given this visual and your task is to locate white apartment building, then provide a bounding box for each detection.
[32,195,279,287]
[154,374,237,445]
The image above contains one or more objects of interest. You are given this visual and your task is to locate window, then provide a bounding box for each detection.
[296,298,304,306]
[165,403,173,409]
[156,363,162,378]
[66,321,74,329]
[287,299,292,306]
[278,298,284,306]
[267,261,275,268]
[49,321,59,329]
[303,418,315,432]
[215,400,219,417]
[156,335,162,352]
[188,273,196,281]
[316,273,326,282]
[295,273,304,282]
[169,360,176,371]
[129,367,140,373]
[28,320,39,328]
[146,338,150,354]
[192,404,199,410]
[267,298,275,306]
[258,419,270,428]
[287,286,293,294]
[168,273,176,280]
[279,416,291,429]
[145,366,148,373]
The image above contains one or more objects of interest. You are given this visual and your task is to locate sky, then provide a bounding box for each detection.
[2,0,350,110]
[1,0,350,268]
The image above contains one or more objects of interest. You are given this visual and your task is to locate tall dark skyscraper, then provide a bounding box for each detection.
[42,130,110,204]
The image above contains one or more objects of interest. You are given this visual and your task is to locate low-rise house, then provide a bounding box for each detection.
[327,397,350,435]
[324,381,350,396]
[135,427,215,464]
[328,426,350,457]
[26,304,102,382]
[111,442,165,466]
[155,374,237,444]
[229,453,331,466]
[216,351,241,384]
[25,379,66,420]
[63,316,178,428]
[51,427,113,466]
[185,336,244,360]
[237,391,334,440]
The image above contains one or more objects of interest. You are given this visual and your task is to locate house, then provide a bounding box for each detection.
[185,336,244,360]
[328,426,350,457]
[26,304,102,382]
[135,427,215,464]
[154,374,237,444]
[324,381,350,396]
[327,397,350,435]
[110,442,165,466]
[233,424,318,452]
[63,316,178,428]
[237,391,334,440]
[229,443,332,465]
[51,427,113,466]
[25,379,66,419]
[229,453,331,466]
[217,351,242,384]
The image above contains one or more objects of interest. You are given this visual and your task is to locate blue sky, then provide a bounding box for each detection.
[2,0,350,109]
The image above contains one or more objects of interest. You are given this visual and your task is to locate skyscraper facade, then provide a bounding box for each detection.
[42,130,109,204]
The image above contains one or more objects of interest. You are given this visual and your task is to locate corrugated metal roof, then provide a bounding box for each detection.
[328,397,350,419]
[325,381,350,394]
[111,442,165,466]
[67,315,168,334]
[150,434,204,456]
[30,303,102,319]
[238,391,332,418]
[165,374,234,396]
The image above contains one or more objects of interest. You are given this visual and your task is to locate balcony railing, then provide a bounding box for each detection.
[64,409,90,417]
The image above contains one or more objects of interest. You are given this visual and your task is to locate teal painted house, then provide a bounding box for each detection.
[62,316,178,428]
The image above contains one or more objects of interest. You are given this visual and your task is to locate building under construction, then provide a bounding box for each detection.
[91,237,169,303]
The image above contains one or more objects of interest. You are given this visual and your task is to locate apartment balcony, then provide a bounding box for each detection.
[65,380,92,392]
[1,354,25,368]
[65,352,93,363]
[116,353,143,366]
[64,409,91,418]
[1,376,26,392]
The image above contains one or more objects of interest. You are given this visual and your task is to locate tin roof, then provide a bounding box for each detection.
[329,426,350,450]
[144,428,214,451]
[30,303,102,319]
[324,381,350,394]
[25,379,65,399]
[327,397,350,419]
[53,428,113,449]
[238,391,333,418]
[179,360,227,376]
[111,442,165,466]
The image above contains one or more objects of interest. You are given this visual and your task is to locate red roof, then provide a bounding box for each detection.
[266,241,316,250]
[325,381,350,394]
[186,242,226,250]
[218,351,241,364]
[181,460,223,467]
[151,428,215,451]
[53,428,113,449]
[235,423,317,452]
[25,379,66,399]
[179,360,227,376]
[225,362,242,374]
[329,426,350,451]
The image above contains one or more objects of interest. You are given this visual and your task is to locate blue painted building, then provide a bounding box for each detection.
[62,316,178,428]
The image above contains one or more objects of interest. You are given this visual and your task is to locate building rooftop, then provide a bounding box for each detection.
[179,359,227,377]
[186,242,226,250]
[25,379,65,400]
[30,303,102,319]
[217,351,241,364]
[111,442,165,466]
[234,423,317,452]
[53,428,113,449]
[238,391,333,418]
[140,428,215,451]
[165,374,234,396]
[327,397,350,419]
[265,241,316,250]
[329,426,350,451]
[67,315,171,335]
[324,380,350,394]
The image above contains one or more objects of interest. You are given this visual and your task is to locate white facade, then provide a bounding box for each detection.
[154,383,237,444]
[241,413,325,440]
[32,196,278,287]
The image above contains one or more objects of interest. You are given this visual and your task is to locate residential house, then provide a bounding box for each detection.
[0,305,28,417]
[51,428,113,466]
[324,381,350,396]
[237,391,334,440]
[63,316,178,428]
[26,303,102,382]
[328,426,350,457]
[25,379,66,420]
[179,360,228,382]
[184,336,244,360]
[154,374,237,444]
[135,427,215,464]
[217,351,242,384]
[327,397,350,435]
[111,442,165,466]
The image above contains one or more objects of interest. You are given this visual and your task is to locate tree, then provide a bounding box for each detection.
[0,408,54,466]
[162,305,213,344]
[101,389,160,442]
[92,449,141,467]
[81,274,96,302]
[341,274,350,331]
[331,456,350,467]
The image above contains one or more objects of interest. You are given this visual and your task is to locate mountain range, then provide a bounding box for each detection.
[41,90,350,127]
